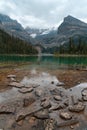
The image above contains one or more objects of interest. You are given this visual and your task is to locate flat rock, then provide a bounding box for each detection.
[57,117,79,127]
[54,95,62,101]
[34,110,49,119]
[18,87,33,93]
[7,75,16,78]
[9,82,24,88]
[60,112,72,120]
[0,103,16,114]
[49,100,67,112]
[16,100,43,121]
[68,102,85,112]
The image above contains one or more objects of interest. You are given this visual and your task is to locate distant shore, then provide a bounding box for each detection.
[54,54,87,57]
[0,53,87,57]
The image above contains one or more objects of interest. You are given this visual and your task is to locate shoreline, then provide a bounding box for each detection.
[0,53,87,57]
[0,68,87,130]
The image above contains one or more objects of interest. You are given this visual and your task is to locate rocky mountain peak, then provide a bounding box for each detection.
[64,15,85,26]
[58,15,87,34]
[0,13,12,22]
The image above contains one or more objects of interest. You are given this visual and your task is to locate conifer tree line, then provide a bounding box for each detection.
[0,29,38,54]
[55,37,87,55]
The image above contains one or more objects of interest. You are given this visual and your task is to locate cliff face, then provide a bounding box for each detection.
[58,15,87,35]
[0,14,32,43]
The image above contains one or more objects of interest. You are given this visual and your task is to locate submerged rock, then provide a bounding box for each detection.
[16,101,42,121]
[81,88,87,96]
[41,99,51,108]
[18,87,33,93]
[0,103,16,114]
[54,95,62,101]
[68,102,85,112]
[57,117,79,127]
[8,82,24,88]
[59,112,72,120]
[23,98,35,107]
[82,96,87,101]
[71,95,78,105]
[45,119,56,130]
[49,103,59,111]
[35,88,44,97]
[17,120,23,126]
[34,110,49,119]
[81,88,87,101]
[10,77,16,82]
[7,75,16,78]
[56,82,65,86]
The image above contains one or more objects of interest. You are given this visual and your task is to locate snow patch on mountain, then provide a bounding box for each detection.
[30,33,37,38]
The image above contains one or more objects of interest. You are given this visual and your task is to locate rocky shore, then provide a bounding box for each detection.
[0,71,87,130]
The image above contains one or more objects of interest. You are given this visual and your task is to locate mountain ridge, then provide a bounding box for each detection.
[0,13,87,53]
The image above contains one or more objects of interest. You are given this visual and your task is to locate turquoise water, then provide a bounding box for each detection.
[0,55,87,69]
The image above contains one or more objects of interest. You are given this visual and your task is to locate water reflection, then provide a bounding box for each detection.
[0,55,87,69]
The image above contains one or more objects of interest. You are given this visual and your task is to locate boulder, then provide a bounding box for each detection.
[8,82,24,88]
[60,112,72,120]
[68,102,85,112]
[18,87,33,94]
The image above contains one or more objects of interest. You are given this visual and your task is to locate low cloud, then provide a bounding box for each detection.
[0,0,87,28]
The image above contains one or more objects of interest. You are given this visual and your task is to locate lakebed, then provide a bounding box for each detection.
[0,55,87,130]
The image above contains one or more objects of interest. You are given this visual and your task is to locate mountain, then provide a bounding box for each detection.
[25,27,57,48]
[0,14,87,54]
[33,15,87,53]
[0,14,37,44]
[58,15,87,35]
[0,28,37,54]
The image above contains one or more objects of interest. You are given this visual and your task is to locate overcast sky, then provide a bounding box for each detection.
[0,0,87,29]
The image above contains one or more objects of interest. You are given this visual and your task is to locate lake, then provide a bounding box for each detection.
[0,55,87,70]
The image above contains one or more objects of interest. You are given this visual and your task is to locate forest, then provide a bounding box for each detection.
[0,29,38,54]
